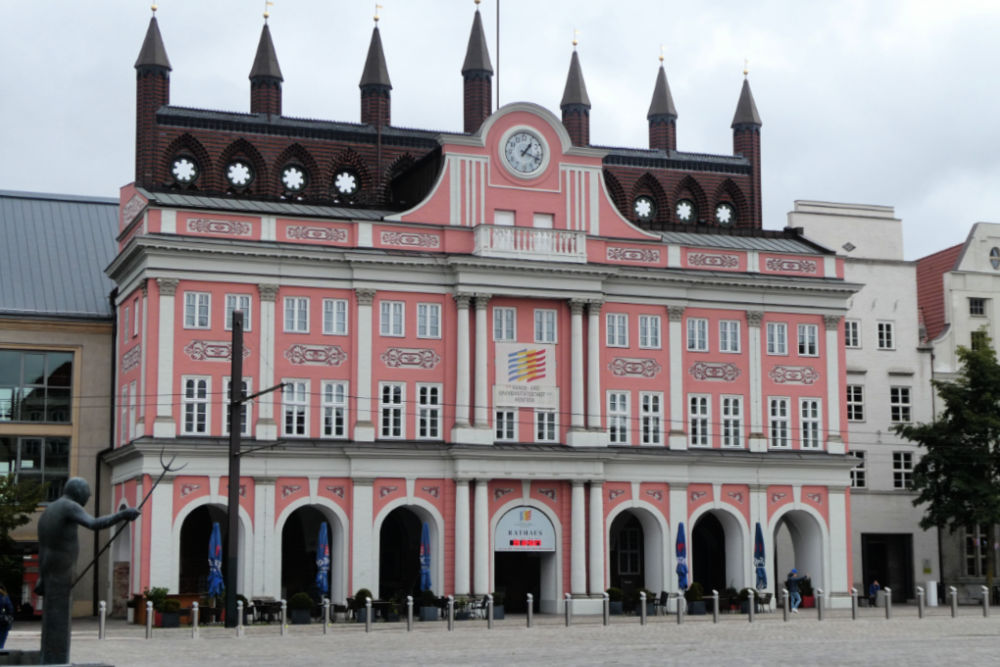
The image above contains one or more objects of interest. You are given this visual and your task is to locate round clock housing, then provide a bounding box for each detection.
[499,126,549,178]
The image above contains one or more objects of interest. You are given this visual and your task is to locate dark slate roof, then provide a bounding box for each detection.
[647,64,677,119]
[136,188,394,221]
[560,50,591,108]
[249,23,283,82]
[731,77,761,127]
[0,191,118,319]
[359,26,392,88]
[134,16,171,71]
[659,229,827,254]
[602,147,749,174]
[462,9,493,75]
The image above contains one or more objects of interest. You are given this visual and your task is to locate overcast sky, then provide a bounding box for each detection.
[3,0,998,260]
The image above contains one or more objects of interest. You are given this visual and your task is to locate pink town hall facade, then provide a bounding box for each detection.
[104,9,856,614]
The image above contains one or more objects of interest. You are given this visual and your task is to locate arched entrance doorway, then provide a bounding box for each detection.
[773,510,825,600]
[608,508,665,606]
[281,506,329,600]
[493,506,558,614]
[378,507,422,601]
[178,504,228,595]
[692,510,745,593]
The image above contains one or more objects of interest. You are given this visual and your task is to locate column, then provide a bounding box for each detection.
[586,301,603,430]
[746,310,766,452]
[152,278,177,438]
[454,480,471,595]
[256,284,278,441]
[571,481,587,595]
[668,484,688,594]
[354,289,376,441]
[253,478,275,596]
[136,280,148,438]
[828,488,850,596]
[454,294,471,428]
[824,315,845,454]
[570,300,586,429]
[474,294,490,427]
[588,481,604,595]
[667,305,687,450]
[473,479,490,594]
[352,479,374,593]
[149,475,174,588]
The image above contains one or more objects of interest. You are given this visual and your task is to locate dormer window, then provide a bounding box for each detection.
[281,164,307,193]
[715,202,735,225]
[171,155,199,185]
[634,196,656,222]
[226,160,255,189]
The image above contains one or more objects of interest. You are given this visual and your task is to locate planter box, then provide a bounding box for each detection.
[290,608,311,624]
[418,606,439,621]
[493,605,505,620]
[801,595,815,609]
[609,601,624,615]
[355,608,369,623]
[158,611,180,628]
[687,600,707,615]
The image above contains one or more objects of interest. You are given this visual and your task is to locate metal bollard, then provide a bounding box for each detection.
[917,587,924,619]
[748,589,755,623]
[639,591,647,625]
[884,587,892,620]
[447,595,454,631]
[236,600,244,637]
[816,589,823,621]
[321,598,329,634]
[711,589,719,624]
[98,601,106,639]
[280,599,287,636]
[950,586,958,618]
[602,592,610,626]
[564,593,572,627]
[406,595,413,632]
[850,588,857,620]
[983,586,990,617]
[191,601,199,639]
[486,593,494,629]
[526,593,534,628]
[676,593,684,625]
[145,601,153,639]
[365,597,373,633]
[782,588,789,622]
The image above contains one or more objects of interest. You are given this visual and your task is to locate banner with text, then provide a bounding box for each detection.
[493,343,558,409]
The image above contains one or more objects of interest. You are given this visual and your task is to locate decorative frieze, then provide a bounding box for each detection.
[286,225,347,242]
[769,366,820,385]
[325,486,345,498]
[607,246,660,263]
[764,257,817,274]
[381,348,441,369]
[494,487,514,501]
[184,340,251,362]
[688,252,739,268]
[689,361,741,381]
[187,218,252,236]
[379,485,399,498]
[421,486,440,499]
[644,489,663,502]
[284,344,347,366]
[122,194,146,228]
[380,230,440,248]
[122,345,142,372]
[608,357,662,378]
[538,488,557,500]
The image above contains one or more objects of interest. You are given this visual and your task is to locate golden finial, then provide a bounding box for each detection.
[475,0,481,5]
[572,28,579,48]
[374,3,383,22]
[743,57,749,77]
[659,44,664,64]
[151,3,157,13]
[263,1,273,21]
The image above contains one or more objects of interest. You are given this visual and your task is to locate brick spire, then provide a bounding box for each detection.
[359,24,392,127]
[462,8,493,133]
[560,48,591,146]
[134,12,171,186]
[647,63,677,152]
[249,22,283,116]
[732,76,762,228]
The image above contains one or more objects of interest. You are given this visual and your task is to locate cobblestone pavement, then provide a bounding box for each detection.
[4,607,1000,666]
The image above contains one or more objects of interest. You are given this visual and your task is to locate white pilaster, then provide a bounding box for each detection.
[149,477,174,589]
[256,284,278,441]
[828,489,849,595]
[454,294,471,428]
[131,479,143,594]
[571,481,587,595]
[667,306,687,450]
[570,300,585,429]
[668,484,688,593]
[824,315,845,454]
[454,480,471,595]
[152,278,177,438]
[588,481,604,594]
[253,479,275,596]
[137,281,148,437]
[747,310,766,452]
[474,294,490,427]
[474,479,490,594]
[352,480,374,594]
[586,301,602,430]
[355,289,376,441]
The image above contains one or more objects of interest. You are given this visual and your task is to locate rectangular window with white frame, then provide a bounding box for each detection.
[849,450,866,488]
[183,292,210,329]
[181,376,210,435]
[494,307,516,342]
[719,320,741,353]
[495,408,517,441]
[638,314,661,349]
[893,451,913,489]
[767,322,788,355]
[606,313,628,347]
[322,298,348,336]
[607,391,630,444]
[797,323,819,356]
[890,386,911,423]
[284,297,309,333]
[686,317,708,352]
[768,397,790,449]
[720,395,744,448]
[534,409,557,442]
[534,309,557,343]
[844,319,860,348]
[417,303,441,339]
[688,394,710,447]
[133,297,140,337]
[321,380,348,438]
[800,398,821,449]
[223,377,252,437]
[846,384,865,422]
[640,391,663,446]
[969,297,986,317]
[282,380,308,437]
[965,524,989,576]
[380,382,405,439]
[225,294,252,331]
[877,321,895,349]
[380,301,405,337]
[417,383,442,439]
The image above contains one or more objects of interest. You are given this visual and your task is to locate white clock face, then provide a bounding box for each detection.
[503,131,545,175]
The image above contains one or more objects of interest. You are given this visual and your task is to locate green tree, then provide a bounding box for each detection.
[894,340,1000,591]
[0,475,45,596]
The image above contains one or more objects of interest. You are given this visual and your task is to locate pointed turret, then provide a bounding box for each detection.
[359,23,392,127]
[647,62,677,152]
[732,75,762,228]
[560,48,591,146]
[462,7,493,133]
[249,22,283,116]
[134,12,171,186]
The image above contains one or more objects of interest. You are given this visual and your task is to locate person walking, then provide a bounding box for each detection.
[0,584,14,648]
[786,569,808,613]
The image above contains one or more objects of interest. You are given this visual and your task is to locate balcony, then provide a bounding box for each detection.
[473,225,587,263]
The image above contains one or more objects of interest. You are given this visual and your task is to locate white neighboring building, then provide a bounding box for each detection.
[791,201,938,603]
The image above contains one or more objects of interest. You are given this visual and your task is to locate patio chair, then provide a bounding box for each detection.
[653,591,669,615]
[756,592,773,612]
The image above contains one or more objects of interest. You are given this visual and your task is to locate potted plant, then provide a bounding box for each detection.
[454,595,471,620]
[143,587,169,626]
[606,587,624,615]
[353,588,374,623]
[800,577,815,608]
[737,587,752,613]
[685,582,706,615]
[288,592,313,624]
[723,586,739,612]
[385,592,403,622]
[160,598,181,628]
[418,589,439,621]
[491,590,505,620]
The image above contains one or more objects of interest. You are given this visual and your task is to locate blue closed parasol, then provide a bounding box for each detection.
[207,521,224,597]
[419,521,432,591]
[754,522,767,590]
[676,522,688,591]
[315,522,330,596]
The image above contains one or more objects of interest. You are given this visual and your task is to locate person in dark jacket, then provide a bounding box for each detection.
[786,568,809,612]
[0,584,14,648]
[868,579,881,607]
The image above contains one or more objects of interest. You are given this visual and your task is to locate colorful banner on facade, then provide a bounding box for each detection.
[493,343,558,408]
